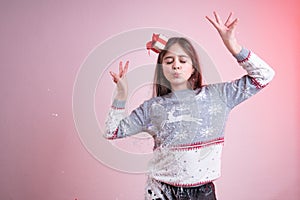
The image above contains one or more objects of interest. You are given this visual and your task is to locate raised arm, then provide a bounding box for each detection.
[206,12,275,108]
[105,60,129,139]
[104,61,150,139]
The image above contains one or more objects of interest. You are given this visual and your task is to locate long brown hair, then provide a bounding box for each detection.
[153,37,203,97]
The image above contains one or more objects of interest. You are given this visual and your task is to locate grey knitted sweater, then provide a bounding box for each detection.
[104,48,275,187]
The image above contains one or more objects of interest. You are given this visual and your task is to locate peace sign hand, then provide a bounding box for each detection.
[109,60,129,100]
[206,11,242,56]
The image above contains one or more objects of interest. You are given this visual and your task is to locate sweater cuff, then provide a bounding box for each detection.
[234,47,251,62]
[112,99,126,109]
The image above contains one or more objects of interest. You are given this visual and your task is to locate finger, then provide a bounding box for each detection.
[109,71,119,83]
[109,71,116,82]
[119,61,124,77]
[123,60,129,75]
[109,71,115,78]
[205,15,220,30]
[213,11,223,24]
[225,12,233,27]
[228,18,239,30]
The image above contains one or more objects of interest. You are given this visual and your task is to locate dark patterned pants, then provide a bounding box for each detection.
[145,179,217,200]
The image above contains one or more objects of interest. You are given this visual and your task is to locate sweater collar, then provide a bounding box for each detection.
[170,89,195,100]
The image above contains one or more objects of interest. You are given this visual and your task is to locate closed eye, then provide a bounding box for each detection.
[163,56,189,64]
[164,58,174,64]
[165,60,186,64]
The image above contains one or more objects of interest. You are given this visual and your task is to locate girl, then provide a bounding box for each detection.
[105,12,275,200]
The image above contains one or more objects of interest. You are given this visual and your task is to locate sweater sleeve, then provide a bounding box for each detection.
[104,99,150,140]
[235,47,275,88]
[214,48,275,109]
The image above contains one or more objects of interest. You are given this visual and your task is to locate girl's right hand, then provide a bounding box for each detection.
[109,60,129,100]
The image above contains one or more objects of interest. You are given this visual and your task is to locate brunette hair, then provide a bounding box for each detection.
[153,37,203,97]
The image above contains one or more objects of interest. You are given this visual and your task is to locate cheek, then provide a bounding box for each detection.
[184,65,194,77]
[162,66,171,76]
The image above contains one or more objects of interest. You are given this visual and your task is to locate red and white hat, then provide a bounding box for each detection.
[146,33,169,54]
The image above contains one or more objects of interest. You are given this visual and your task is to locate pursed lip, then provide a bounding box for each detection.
[173,72,181,78]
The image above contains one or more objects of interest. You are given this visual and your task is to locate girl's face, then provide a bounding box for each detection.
[162,43,194,91]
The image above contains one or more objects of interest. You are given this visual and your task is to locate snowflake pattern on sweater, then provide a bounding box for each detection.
[104,48,275,189]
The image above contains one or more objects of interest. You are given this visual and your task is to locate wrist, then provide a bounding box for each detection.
[234,47,250,62]
[115,92,127,101]
[223,38,242,56]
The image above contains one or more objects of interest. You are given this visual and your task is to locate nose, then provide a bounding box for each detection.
[172,59,182,70]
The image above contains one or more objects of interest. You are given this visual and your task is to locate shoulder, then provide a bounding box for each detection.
[138,95,167,108]
[195,82,225,94]
[194,82,233,100]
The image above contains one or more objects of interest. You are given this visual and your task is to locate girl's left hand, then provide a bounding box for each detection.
[206,11,242,56]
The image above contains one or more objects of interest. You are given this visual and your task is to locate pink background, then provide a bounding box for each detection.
[1,0,299,199]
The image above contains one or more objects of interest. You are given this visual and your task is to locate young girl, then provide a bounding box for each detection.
[105,12,275,200]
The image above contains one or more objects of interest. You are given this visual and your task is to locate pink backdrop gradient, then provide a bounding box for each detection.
[1,0,299,199]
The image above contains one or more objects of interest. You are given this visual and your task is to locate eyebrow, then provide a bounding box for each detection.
[163,55,188,60]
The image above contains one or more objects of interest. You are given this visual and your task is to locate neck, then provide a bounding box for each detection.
[172,87,188,91]
[171,83,191,92]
